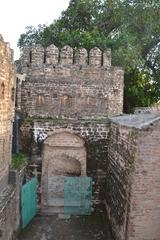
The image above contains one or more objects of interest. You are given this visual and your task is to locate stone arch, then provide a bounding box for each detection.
[47,154,81,176]
[41,131,87,212]
[42,131,86,175]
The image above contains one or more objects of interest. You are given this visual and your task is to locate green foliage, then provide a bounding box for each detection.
[124,69,157,113]
[17,0,160,112]
[18,24,46,49]
[12,153,28,169]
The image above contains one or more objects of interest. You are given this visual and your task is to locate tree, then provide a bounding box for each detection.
[17,0,160,112]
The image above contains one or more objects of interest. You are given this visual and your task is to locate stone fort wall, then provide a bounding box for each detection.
[0,35,20,240]
[16,45,124,210]
[0,35,15,190]
[17,44,124,119]
[19,118,109,208]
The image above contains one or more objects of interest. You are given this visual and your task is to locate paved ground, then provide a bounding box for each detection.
[18,214,112,240]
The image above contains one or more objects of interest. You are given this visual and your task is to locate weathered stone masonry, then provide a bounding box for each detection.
[19,119,110,208]
[15,42,160,240]
[0,36,15,190]
[106,113,160,240]
[17,45,123,118]
[16,44,124,212]
[0,35,19,240]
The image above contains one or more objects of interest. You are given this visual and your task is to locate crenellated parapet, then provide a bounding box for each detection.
[18,43,124,119]
[22,44,111,68]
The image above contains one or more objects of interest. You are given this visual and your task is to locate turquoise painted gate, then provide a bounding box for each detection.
[64,177,92,215]
[21,178,37,229]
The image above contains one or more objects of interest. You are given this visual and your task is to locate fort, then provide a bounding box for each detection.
[16,44,123,213]
[1,35,160,240]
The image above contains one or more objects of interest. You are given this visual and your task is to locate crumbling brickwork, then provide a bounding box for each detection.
[41,131,87,213]
[106,113,160,240]
[0,35,20,240]
[0,34,15,190]
[106,121,136,239]
[16,45,123,212]
[17,44,124,119]
[19,119,109,208]
[15,40,160,240]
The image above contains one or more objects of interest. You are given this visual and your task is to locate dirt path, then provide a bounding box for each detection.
[18,214,112,240]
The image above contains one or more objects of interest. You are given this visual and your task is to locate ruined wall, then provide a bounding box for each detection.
[106,113,160,240]
[17,44,124,119]
[0,35,20,240]
[106,121,136,240]
[127,119,160,240]
[0,169,24,240]
[41,132,87,213]
[0,186,17,240]
[19,118,109,208]
[0,35,15,190]
[16,44,124,213]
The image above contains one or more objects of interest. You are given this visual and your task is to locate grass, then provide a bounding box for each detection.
[12,153,28,170]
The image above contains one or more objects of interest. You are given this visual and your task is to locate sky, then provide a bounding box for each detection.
[0,0,70,60]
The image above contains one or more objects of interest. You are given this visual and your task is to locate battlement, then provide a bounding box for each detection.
[18,43,123,119]
[22,44,111,67]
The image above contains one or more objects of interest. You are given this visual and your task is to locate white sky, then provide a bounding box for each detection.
[0,0,70,60]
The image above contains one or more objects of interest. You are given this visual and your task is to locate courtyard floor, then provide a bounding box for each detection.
[18,214,112,240]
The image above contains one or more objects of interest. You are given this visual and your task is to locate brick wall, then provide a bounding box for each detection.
[127,120,160,240]
[19,118,109,208]
[105,121,136,240]
[106,113,160,240]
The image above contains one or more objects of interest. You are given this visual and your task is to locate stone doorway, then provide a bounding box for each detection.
[41,131,87,214]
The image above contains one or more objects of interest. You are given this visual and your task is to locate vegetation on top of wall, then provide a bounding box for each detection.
[12,153,28,170]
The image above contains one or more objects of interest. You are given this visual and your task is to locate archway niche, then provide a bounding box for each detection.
[41,131,86,214]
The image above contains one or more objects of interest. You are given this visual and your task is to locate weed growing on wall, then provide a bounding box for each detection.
[12,153,28,169]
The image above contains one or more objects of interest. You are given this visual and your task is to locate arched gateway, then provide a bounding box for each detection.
[41,131,87,214]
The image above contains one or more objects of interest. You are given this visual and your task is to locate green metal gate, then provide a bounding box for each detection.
[21,178,37,229]
[64,177,92,215]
